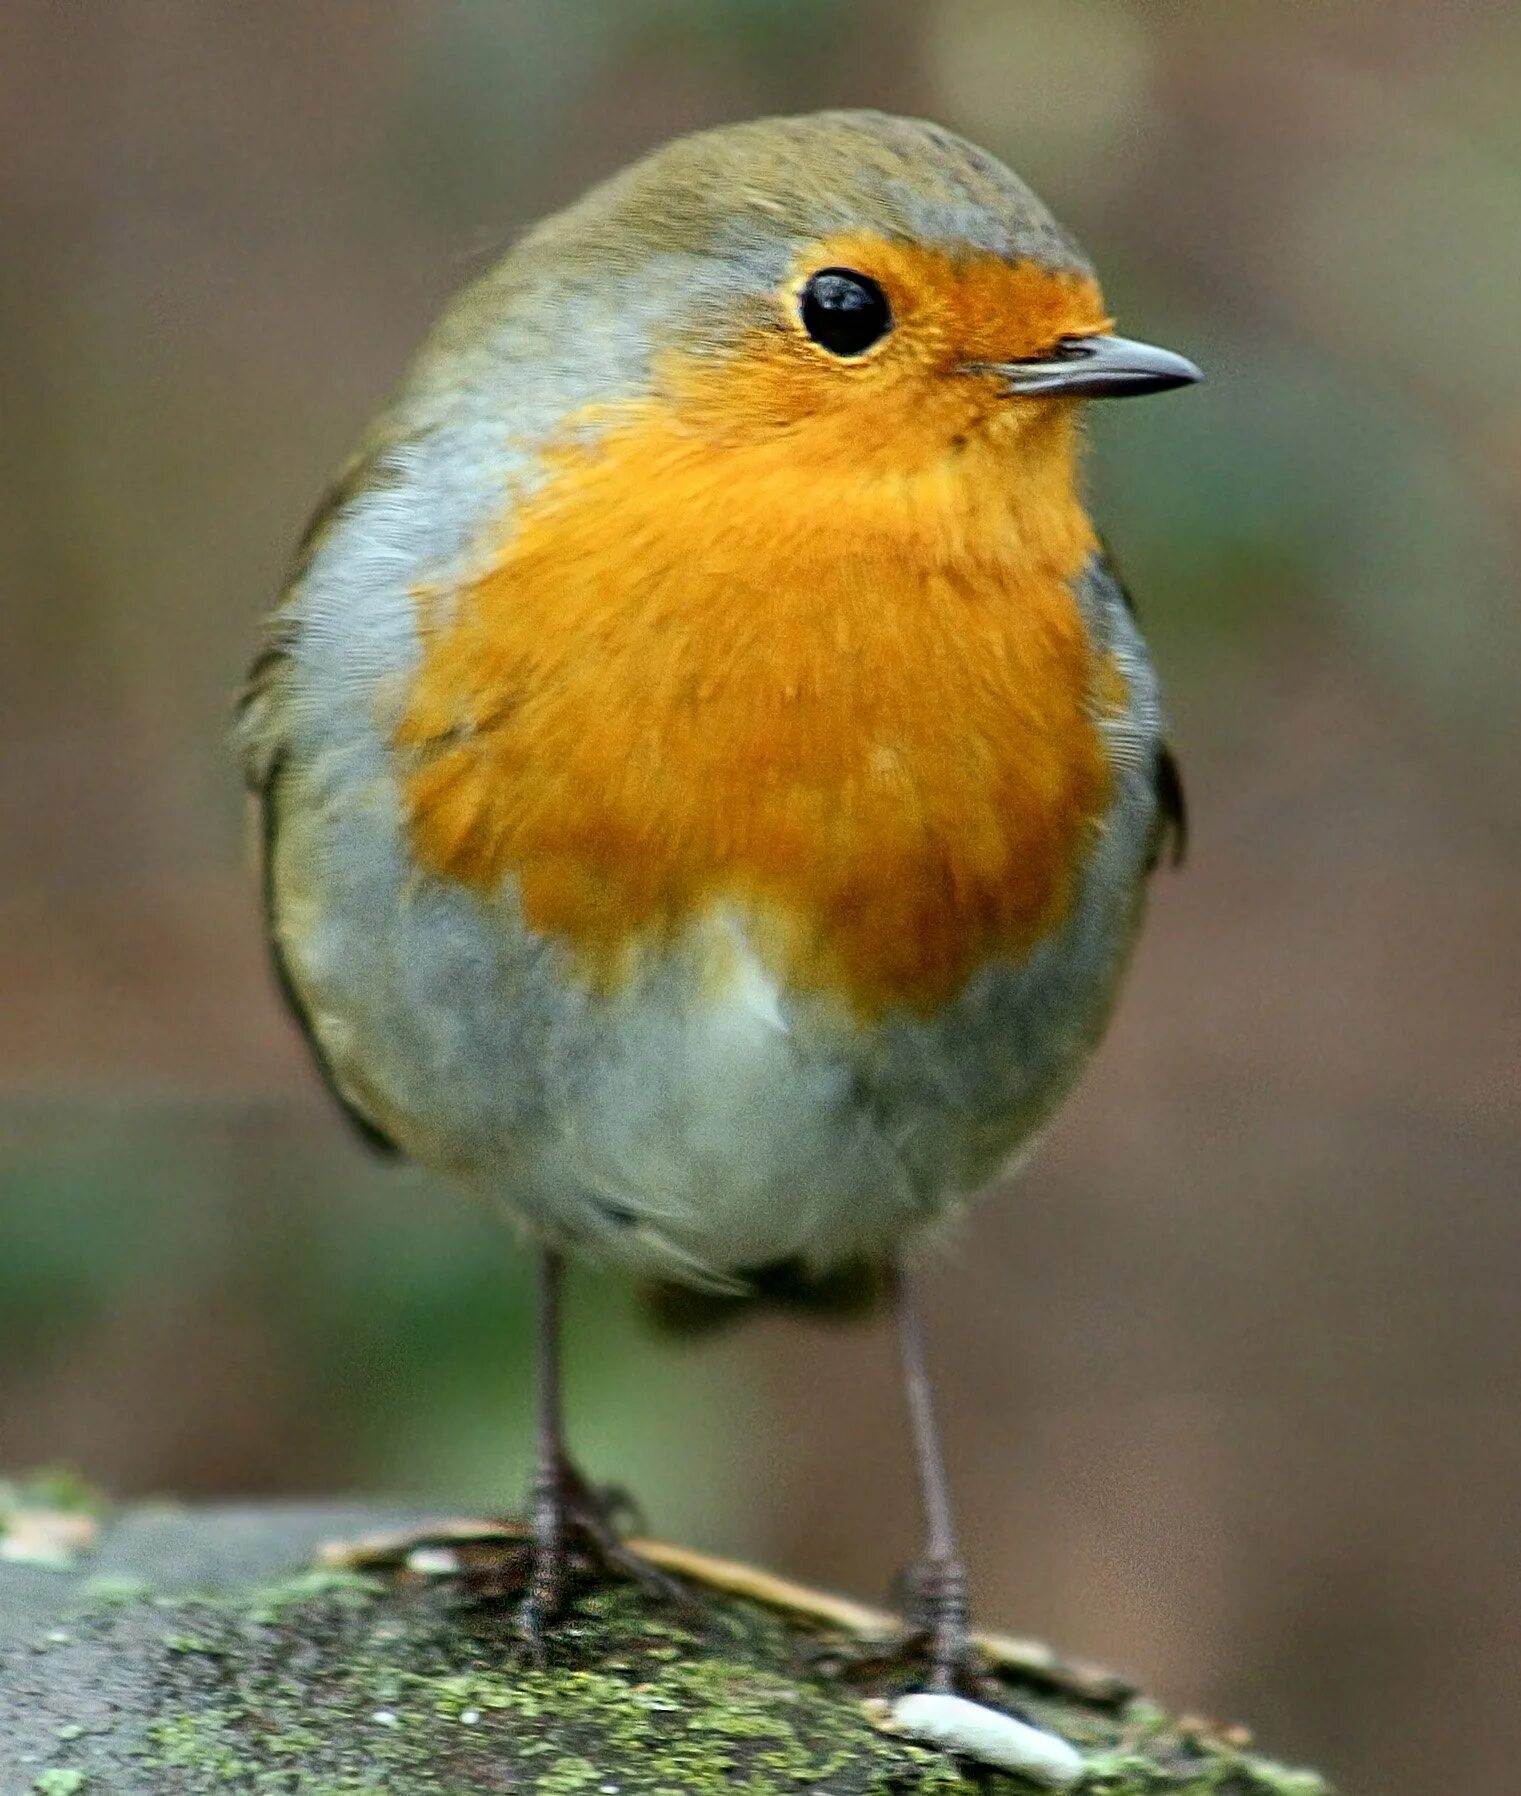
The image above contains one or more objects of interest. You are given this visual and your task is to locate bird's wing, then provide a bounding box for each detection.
[234,462,402,1156]
[1150,737,1188,872]
[1094,538,1187,873]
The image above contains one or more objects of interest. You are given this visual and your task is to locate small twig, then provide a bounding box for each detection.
[319,1519,1132,1704]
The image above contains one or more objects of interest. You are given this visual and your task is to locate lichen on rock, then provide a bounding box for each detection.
[0,1501,1330,1796]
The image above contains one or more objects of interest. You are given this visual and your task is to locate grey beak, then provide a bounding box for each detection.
[974,334,1202,399]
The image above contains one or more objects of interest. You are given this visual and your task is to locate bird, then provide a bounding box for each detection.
[236,109,1198,1687]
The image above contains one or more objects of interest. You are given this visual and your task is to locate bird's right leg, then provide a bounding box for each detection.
[810,1258,988,1696]
[890,1259,978,1692]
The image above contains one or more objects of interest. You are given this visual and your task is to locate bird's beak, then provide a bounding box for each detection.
[972,334,1202,400]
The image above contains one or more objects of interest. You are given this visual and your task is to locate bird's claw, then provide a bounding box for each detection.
[514,1460,695,1656]
[897,1551,976,1691]
[811,1554,993,1699]
[810,1625,998,1702]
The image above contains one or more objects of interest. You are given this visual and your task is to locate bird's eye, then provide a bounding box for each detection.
[799,268,892,357]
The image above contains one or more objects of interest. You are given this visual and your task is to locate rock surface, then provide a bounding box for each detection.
[0,1493,1330,1794]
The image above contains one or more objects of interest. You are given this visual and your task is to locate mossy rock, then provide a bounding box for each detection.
[0,1492,1329,1795]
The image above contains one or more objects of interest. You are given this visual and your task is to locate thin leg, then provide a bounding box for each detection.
[892,1259,974,1691]
[517,1246,569,1655]
[515,1246,693,1658]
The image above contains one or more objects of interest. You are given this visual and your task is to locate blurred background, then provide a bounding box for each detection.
[2,4,1517,1792]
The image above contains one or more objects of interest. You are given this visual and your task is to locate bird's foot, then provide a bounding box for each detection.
[900,1551,984,1693]
[812,1553,993,1699]
[317,1470,693,1660]
[515,1459,695,1661]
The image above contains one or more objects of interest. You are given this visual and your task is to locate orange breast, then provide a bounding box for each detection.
[395,345,1111,1020]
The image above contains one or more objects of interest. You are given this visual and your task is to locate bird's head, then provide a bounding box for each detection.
[430,110,1198,507]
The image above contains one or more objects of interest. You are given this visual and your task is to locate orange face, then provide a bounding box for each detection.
[395,236,1119,1019]
[663,230,1112,466]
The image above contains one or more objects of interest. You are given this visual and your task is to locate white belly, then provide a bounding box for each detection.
[276,772,1152,1290]
[482,922,929,1285]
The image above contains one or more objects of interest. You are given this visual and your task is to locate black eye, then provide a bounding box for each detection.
[799,267,892,357]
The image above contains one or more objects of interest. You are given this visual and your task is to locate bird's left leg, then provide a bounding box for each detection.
[318,1245,686,1642]
[516,1246,690,1657]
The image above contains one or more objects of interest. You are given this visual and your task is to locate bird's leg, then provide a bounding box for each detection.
[808,1261,987,1693]
[516,1245,571,1653]
[516,1246,691,1659]
[892,1259,977,1691]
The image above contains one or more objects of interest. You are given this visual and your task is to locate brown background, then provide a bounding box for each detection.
[2,6,1518,1794]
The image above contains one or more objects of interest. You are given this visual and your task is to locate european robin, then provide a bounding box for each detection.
[237,110,1197,1682]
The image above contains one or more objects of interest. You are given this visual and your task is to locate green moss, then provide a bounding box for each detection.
[111,1573,987,1793]
[5,1522,1330,1795]
[534,1759,604,1793]
[79,1575,153,1606]
[1081,1751,1329,1796]
[241,1565,386,1624]
[33,1773,89,1796]
[0,1471,108,1572]
[1,1468,105,1521]
[143,1709,261,1782]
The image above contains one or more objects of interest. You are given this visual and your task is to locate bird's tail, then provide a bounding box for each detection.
[640,1255,890,1336]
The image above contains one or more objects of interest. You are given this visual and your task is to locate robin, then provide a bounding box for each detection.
[237,109,1197,1686]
